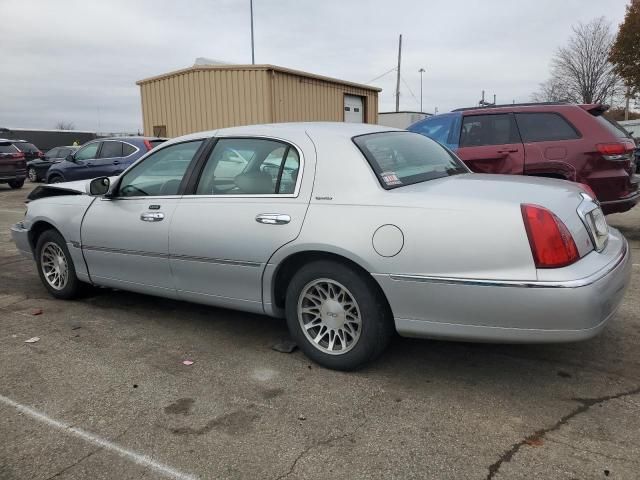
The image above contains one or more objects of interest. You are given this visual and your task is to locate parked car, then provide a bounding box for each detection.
[45,137,166,183]
[408,103,639,214]
[0,139,26,189]
[12,123,630,370]
[11,140,44,161]
[27,146,79,182]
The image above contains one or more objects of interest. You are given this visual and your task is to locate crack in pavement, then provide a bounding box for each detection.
[486,385,640,480]
[274,393,378,480]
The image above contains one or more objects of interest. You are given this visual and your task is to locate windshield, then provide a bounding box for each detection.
[353,131,469,189]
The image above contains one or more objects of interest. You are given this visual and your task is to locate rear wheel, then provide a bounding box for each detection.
[28,167,38,182]
[8,179,24,189]
[35,230,82,299]
[48,174,64,184]
[285,260,393,370]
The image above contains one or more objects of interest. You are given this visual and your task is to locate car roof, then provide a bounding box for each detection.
[97,136,165,142]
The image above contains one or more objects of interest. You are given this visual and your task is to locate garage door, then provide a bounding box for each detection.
[344,95,364,123]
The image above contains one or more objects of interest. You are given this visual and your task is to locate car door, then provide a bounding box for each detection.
[456,113,525,174]
[169,136,312,313]
[81,139,205,297]
[93,140,127,177]
[64,141,101,180]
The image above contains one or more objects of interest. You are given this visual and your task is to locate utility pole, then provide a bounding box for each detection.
[250,0,255,64]
[625,85,631,121]
[419,68,425,113]
[395,34,402,112]
[493,94,496,106]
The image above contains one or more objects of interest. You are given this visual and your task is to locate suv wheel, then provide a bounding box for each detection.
[285,260,393,370]
[28,167,38,182]
[8,179,24,189]
[35,230,82,299]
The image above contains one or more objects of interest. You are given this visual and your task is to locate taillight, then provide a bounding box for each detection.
[11,152,25,159]
[144,139,153,151]
[596,141,634,161]
[521,204,579,268]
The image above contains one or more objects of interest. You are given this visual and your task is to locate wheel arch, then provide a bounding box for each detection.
[28,220,61,252]
[266,248,394,320]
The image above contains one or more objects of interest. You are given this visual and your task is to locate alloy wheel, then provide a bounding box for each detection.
[40,242,69,290]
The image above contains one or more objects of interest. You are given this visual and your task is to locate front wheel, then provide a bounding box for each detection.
[285,260,393,371]
[28,167,38,182]
[8,179,24,189]
[35,230,82,299]
[48,175,63,184]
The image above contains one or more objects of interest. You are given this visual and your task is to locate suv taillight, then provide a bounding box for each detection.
[11,152,25,159]
[144,139,153,151]
[596,141,635,161]
[521,204,579,268]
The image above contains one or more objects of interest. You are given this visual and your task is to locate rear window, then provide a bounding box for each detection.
[14,142,39,153]
[515,113,580,142]
[594,115,632,139]
[353,131,469,189]
[0,143,18,154]
[460,114,521,147]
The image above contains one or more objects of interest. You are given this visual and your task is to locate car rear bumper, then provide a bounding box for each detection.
[0,170,26,183]
[600,189,640,215]
[374,235,631,343]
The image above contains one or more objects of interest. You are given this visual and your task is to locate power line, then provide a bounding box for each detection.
[364,67,397,85]
[400,75,420,109]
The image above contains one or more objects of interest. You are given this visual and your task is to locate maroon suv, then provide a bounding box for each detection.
[409,103,638,214]
[0,139,26,189]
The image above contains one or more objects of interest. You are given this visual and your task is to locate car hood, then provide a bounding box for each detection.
[27,177,117,202]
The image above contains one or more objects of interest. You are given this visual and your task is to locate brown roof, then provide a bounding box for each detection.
[136,64,382,92]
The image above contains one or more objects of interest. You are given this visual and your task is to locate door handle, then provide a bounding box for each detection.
[140,212,165,222]
[255,213,290,225]
[497,148,519,153]
[113,160,120,165]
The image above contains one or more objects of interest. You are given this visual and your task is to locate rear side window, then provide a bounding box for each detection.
[594,115,632,139]
[99,141,124,158]
[122,143,136,156]
[353,131,468,189]
[460,114,520,147]
[195,138,300,195]
[408,113,461,149]
[515,113,580,142]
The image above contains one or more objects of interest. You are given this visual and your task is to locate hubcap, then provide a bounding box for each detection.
[297,278,362,355]
[40,242,68,290]
[28,168,37,182]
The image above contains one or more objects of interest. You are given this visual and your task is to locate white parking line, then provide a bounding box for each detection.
[0,394,199,480]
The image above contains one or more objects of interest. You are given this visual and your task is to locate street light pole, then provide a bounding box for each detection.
[418,68,425,113]
[250,0,255,64]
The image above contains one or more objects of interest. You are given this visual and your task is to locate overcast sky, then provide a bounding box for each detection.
[0,0,630,133]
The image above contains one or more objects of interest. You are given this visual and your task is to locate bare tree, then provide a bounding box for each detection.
[532,17,622,104]
[54,121,75,130]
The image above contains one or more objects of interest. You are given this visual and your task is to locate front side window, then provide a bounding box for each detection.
[353,131,468,189]
[515,112,580,142]
[99,141,123,159]
[58,148,71,158]
[118,140,203,197]
[195,138,300,195]
[459,114,520,147]
[45,148,59,159]
[75,142,100,161]
[408,113,461,149]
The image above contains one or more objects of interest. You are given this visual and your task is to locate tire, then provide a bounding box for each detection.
[48,175,64,184]
[35,230,82,299]
[8,179,24,189]
[285,260,393,371]
[28,167,38,182]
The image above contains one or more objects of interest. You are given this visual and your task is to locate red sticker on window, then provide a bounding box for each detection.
[380,171,402,186]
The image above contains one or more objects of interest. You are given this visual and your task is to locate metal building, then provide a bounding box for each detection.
[137,64,381,137]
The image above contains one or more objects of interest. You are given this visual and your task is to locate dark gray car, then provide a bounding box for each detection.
[28,146,79,182]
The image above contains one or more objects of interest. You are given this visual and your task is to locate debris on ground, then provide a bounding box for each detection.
[24,337,40,343]
[298,414,306,421]
[271,338,297,353]
[524,438,544,447]
[182,360,194,366]
[71,326,82,330]
[31,308,43,316]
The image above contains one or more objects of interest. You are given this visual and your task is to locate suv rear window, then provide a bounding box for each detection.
[0,143,18,154]
[353,131,468,189]
[594,115,632,139]
[14,142,39,153]
[515,113,580,142]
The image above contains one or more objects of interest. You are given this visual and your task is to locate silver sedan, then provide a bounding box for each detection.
[11,123,631,370]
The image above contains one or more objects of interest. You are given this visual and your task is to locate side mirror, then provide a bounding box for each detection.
[65,153,75,162]
[89,177,110,196]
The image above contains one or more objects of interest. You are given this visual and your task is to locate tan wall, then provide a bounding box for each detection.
[270,71,378,124]
[140,68,378,137]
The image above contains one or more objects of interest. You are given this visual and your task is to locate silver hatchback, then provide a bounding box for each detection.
[11,123,631,370]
